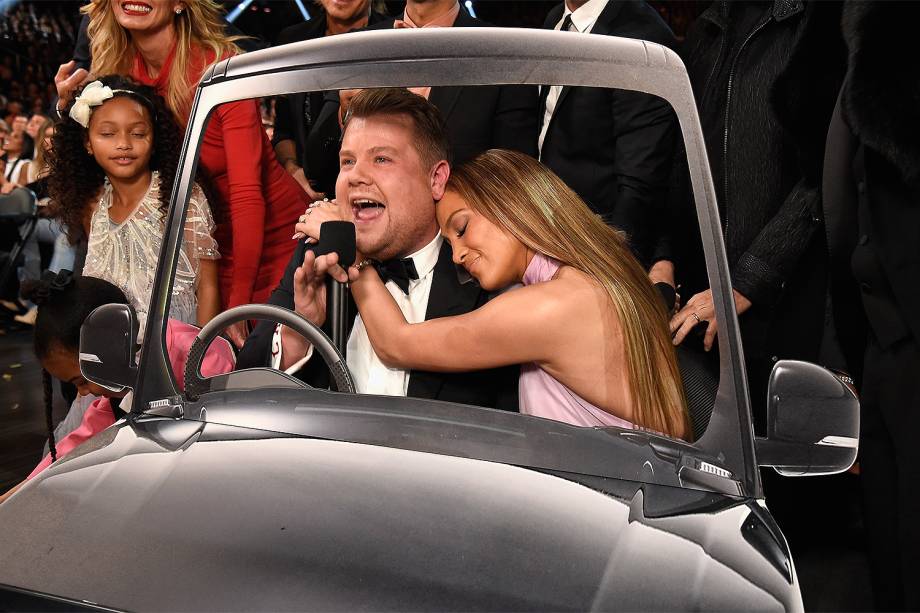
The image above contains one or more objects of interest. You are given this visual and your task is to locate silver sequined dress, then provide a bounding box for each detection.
[83,172,219,338]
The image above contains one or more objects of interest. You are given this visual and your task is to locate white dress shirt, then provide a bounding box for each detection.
[272,233,444,396]
[538,0,610,157]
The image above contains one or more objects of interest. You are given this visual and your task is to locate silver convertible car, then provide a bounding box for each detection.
[0,28,858,611]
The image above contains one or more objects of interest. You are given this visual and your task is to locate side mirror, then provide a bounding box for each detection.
[755,360,859,477]
[79,303,140,394]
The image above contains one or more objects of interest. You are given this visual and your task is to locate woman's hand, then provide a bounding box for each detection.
[670,288,752,351]
[292,198,352,242]
[283,160,325,201]
[0,181,18,195]
[225,321,249,349]
[54,60,92,114]
[337,89,361,128]
[648,260,679,315]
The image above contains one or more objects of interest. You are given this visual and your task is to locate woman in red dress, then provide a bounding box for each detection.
[55,0,307,346]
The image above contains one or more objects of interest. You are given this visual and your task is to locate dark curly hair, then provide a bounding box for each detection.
[21,271,129,465]
[48,75,182,245]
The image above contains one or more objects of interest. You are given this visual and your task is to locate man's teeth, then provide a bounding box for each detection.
[123,3,152,13]
[354,199,383,208]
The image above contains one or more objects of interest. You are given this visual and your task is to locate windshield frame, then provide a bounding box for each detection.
[133,27,761,498]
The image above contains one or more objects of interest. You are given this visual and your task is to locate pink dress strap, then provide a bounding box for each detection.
[518,253,637,429]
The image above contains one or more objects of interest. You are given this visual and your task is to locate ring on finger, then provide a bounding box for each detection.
[691,312,701,325]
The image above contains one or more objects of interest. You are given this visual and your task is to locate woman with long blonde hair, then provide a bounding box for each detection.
[323,149,691,440]
[53,0,309,347]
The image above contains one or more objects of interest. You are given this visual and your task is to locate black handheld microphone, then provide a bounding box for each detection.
[307,220,356,268]
[306,221,356,354]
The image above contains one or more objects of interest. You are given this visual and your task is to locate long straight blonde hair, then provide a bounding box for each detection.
[447,149,692,440]
[31,117,55,179]
[82,0,243,124]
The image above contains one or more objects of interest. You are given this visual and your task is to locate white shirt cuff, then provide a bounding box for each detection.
[271,323,314,374]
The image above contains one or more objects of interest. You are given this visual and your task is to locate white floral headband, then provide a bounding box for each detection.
[69,80,155,128]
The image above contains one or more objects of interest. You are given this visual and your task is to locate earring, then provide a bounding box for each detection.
[174,7,183,14]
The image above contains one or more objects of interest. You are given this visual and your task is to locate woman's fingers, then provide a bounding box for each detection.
[225,322,249,349]
[54,61,90,105]
[703,319,719,352]
[671,313,697,345]
[347,266,361,283]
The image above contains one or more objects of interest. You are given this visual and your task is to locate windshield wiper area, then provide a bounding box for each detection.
[139,387,745,497]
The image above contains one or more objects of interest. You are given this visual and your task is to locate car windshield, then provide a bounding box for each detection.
[137,28,757,498]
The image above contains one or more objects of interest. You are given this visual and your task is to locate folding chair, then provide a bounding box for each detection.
[0,186,39,295]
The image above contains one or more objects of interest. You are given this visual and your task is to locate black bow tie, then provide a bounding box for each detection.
[375,257,419,295]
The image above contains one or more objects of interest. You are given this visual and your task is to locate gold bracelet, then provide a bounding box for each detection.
[354,259,374,272]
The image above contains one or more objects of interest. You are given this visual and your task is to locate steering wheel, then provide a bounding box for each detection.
[184,304,356,400]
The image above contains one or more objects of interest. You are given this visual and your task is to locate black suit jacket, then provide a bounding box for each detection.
[303,8,540,193]
[539,1,678,265]
[271,10,390,187]
[237,239,519,410]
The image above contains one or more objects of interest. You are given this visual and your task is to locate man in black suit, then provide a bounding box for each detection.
[306,0,539,180]
[539,0,677,266]
[237,88,516,410]
[823,4,920,608]
[272,1,389,199]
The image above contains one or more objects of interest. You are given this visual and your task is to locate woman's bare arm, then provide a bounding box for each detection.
[196,259,220,326]
[0,480,24,504]
[345,263,569,372]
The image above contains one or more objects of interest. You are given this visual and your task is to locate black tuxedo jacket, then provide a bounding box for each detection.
[539,1,678,265]
[272,10,390,189]
[303,8,540,193]
[237,239,519,410]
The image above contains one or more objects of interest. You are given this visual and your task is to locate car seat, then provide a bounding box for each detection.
[675,343,718,440]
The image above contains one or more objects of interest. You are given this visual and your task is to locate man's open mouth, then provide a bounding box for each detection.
[352,198,386,222]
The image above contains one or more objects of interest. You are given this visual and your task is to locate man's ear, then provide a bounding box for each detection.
[430,160,450,201]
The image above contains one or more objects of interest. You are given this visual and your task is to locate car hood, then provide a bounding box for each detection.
[0,419,799,611]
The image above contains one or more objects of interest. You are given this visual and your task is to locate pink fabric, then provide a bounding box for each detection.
[27,320,235,480]
[518,254,638,429]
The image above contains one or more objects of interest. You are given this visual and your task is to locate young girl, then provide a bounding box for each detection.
[0,272,235,504]
[55,0,308,347]
[48,75,220,339]
[309,149,692,440]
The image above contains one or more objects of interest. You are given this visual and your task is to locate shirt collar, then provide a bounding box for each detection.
[560,0,608,33]
[404,232,443,279]
[400,1,460,28]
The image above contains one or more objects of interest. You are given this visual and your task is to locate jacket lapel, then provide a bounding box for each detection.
[428,87,462,125]
[428,6,477,119]
[543,1,625,141]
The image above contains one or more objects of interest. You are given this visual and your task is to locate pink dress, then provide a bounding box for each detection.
[27,320,236,480]
[518,254,638,429]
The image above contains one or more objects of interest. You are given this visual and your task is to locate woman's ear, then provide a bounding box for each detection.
[430,160,450,201]
[84,136,93,157]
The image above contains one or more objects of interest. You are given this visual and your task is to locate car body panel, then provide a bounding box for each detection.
[0,419,798,611]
